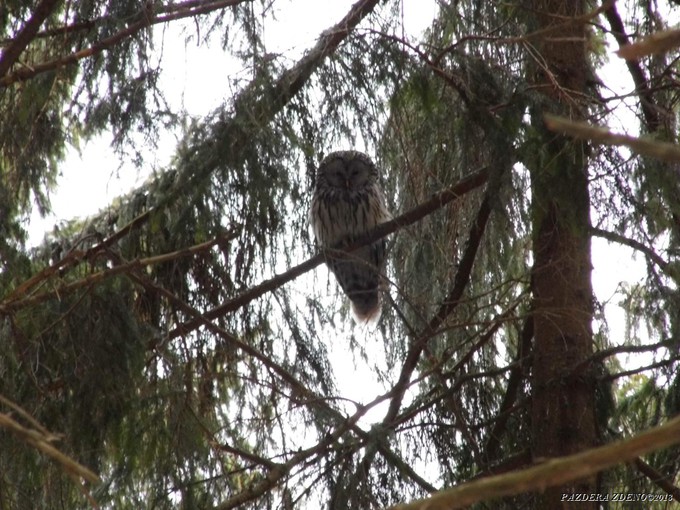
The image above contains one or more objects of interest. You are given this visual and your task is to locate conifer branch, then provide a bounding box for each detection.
[591,227,670,272]
[1,233,235,312]
[177,288,438,500]
[0,412,99,484]
[383,184,493,425]
[483,315,533,462]
[604,358,680,382]
[0,0,246,46]
[0,0,249,87]
[602,2,662,132]
[545,114,680,163]
[387,414,680,509]
[11,0,386,297]
[616,28,680,60]
[633,457,680,501]
[0,0,62,78]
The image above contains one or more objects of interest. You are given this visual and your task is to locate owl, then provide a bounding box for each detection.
[309,150,391,323]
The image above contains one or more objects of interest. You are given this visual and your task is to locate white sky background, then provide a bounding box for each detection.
[23,1,652,418]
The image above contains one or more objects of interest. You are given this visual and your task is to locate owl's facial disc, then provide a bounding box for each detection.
[347,160,371,189]
[323,158,372,191]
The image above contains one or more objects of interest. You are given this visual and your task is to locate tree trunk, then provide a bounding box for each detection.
[528,1,597,508]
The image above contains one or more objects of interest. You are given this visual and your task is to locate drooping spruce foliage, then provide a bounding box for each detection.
[1,1,679,509]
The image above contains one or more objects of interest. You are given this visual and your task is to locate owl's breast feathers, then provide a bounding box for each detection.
[311,188,386,246]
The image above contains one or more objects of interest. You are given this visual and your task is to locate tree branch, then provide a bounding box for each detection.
[634,457,680,501]
[0,411,99,484]
[6,0,388,306]
[591,227,670,272]
[1,232,237,312]
[544,114,680,163]
[387,414,680,509]
[602,1,661,132]
[0,0,62,78]
[0,0,249,87]
[483,315,533,462]
[383,186,493,425]
[0,0,246,47]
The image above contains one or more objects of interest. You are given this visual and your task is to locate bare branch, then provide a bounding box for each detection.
[604,358,680,382]
[383,186,493,425]
[1,232,237,312]
[591,227,670,272]
[483,316,533,462]
[0,0,248,47]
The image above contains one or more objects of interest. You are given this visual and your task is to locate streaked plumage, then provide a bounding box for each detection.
[309,150,391,323]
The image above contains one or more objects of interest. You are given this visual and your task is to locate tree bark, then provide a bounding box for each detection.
[528,1,597,508]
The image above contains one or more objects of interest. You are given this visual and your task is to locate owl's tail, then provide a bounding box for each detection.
[349,291,382,325]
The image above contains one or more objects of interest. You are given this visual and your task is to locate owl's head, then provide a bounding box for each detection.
[316,151,378,192]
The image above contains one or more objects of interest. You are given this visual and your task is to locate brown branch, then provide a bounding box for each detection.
[387,414,680,510]
[1,233,235,312]
[634,457,680,501]
[382,188,493,426]
[394,360,521,433]
[0,394,53,438]
[574,338,679,374]
[0,0,246,47]
[604,358,679,382]
[0,0,62,77]
[544,114,680,163]
[617,28,680,61]
[483,315,533,463]
[213,394,379,510]
[109,240,436,502]
[1,211,167,304]
[389,304,529,431]
[0,412,99,484]
[340,190,504,490]
[0,0,248,87]
[602,1,661,132]
[473,449,533,480]
[591,227,670,273]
